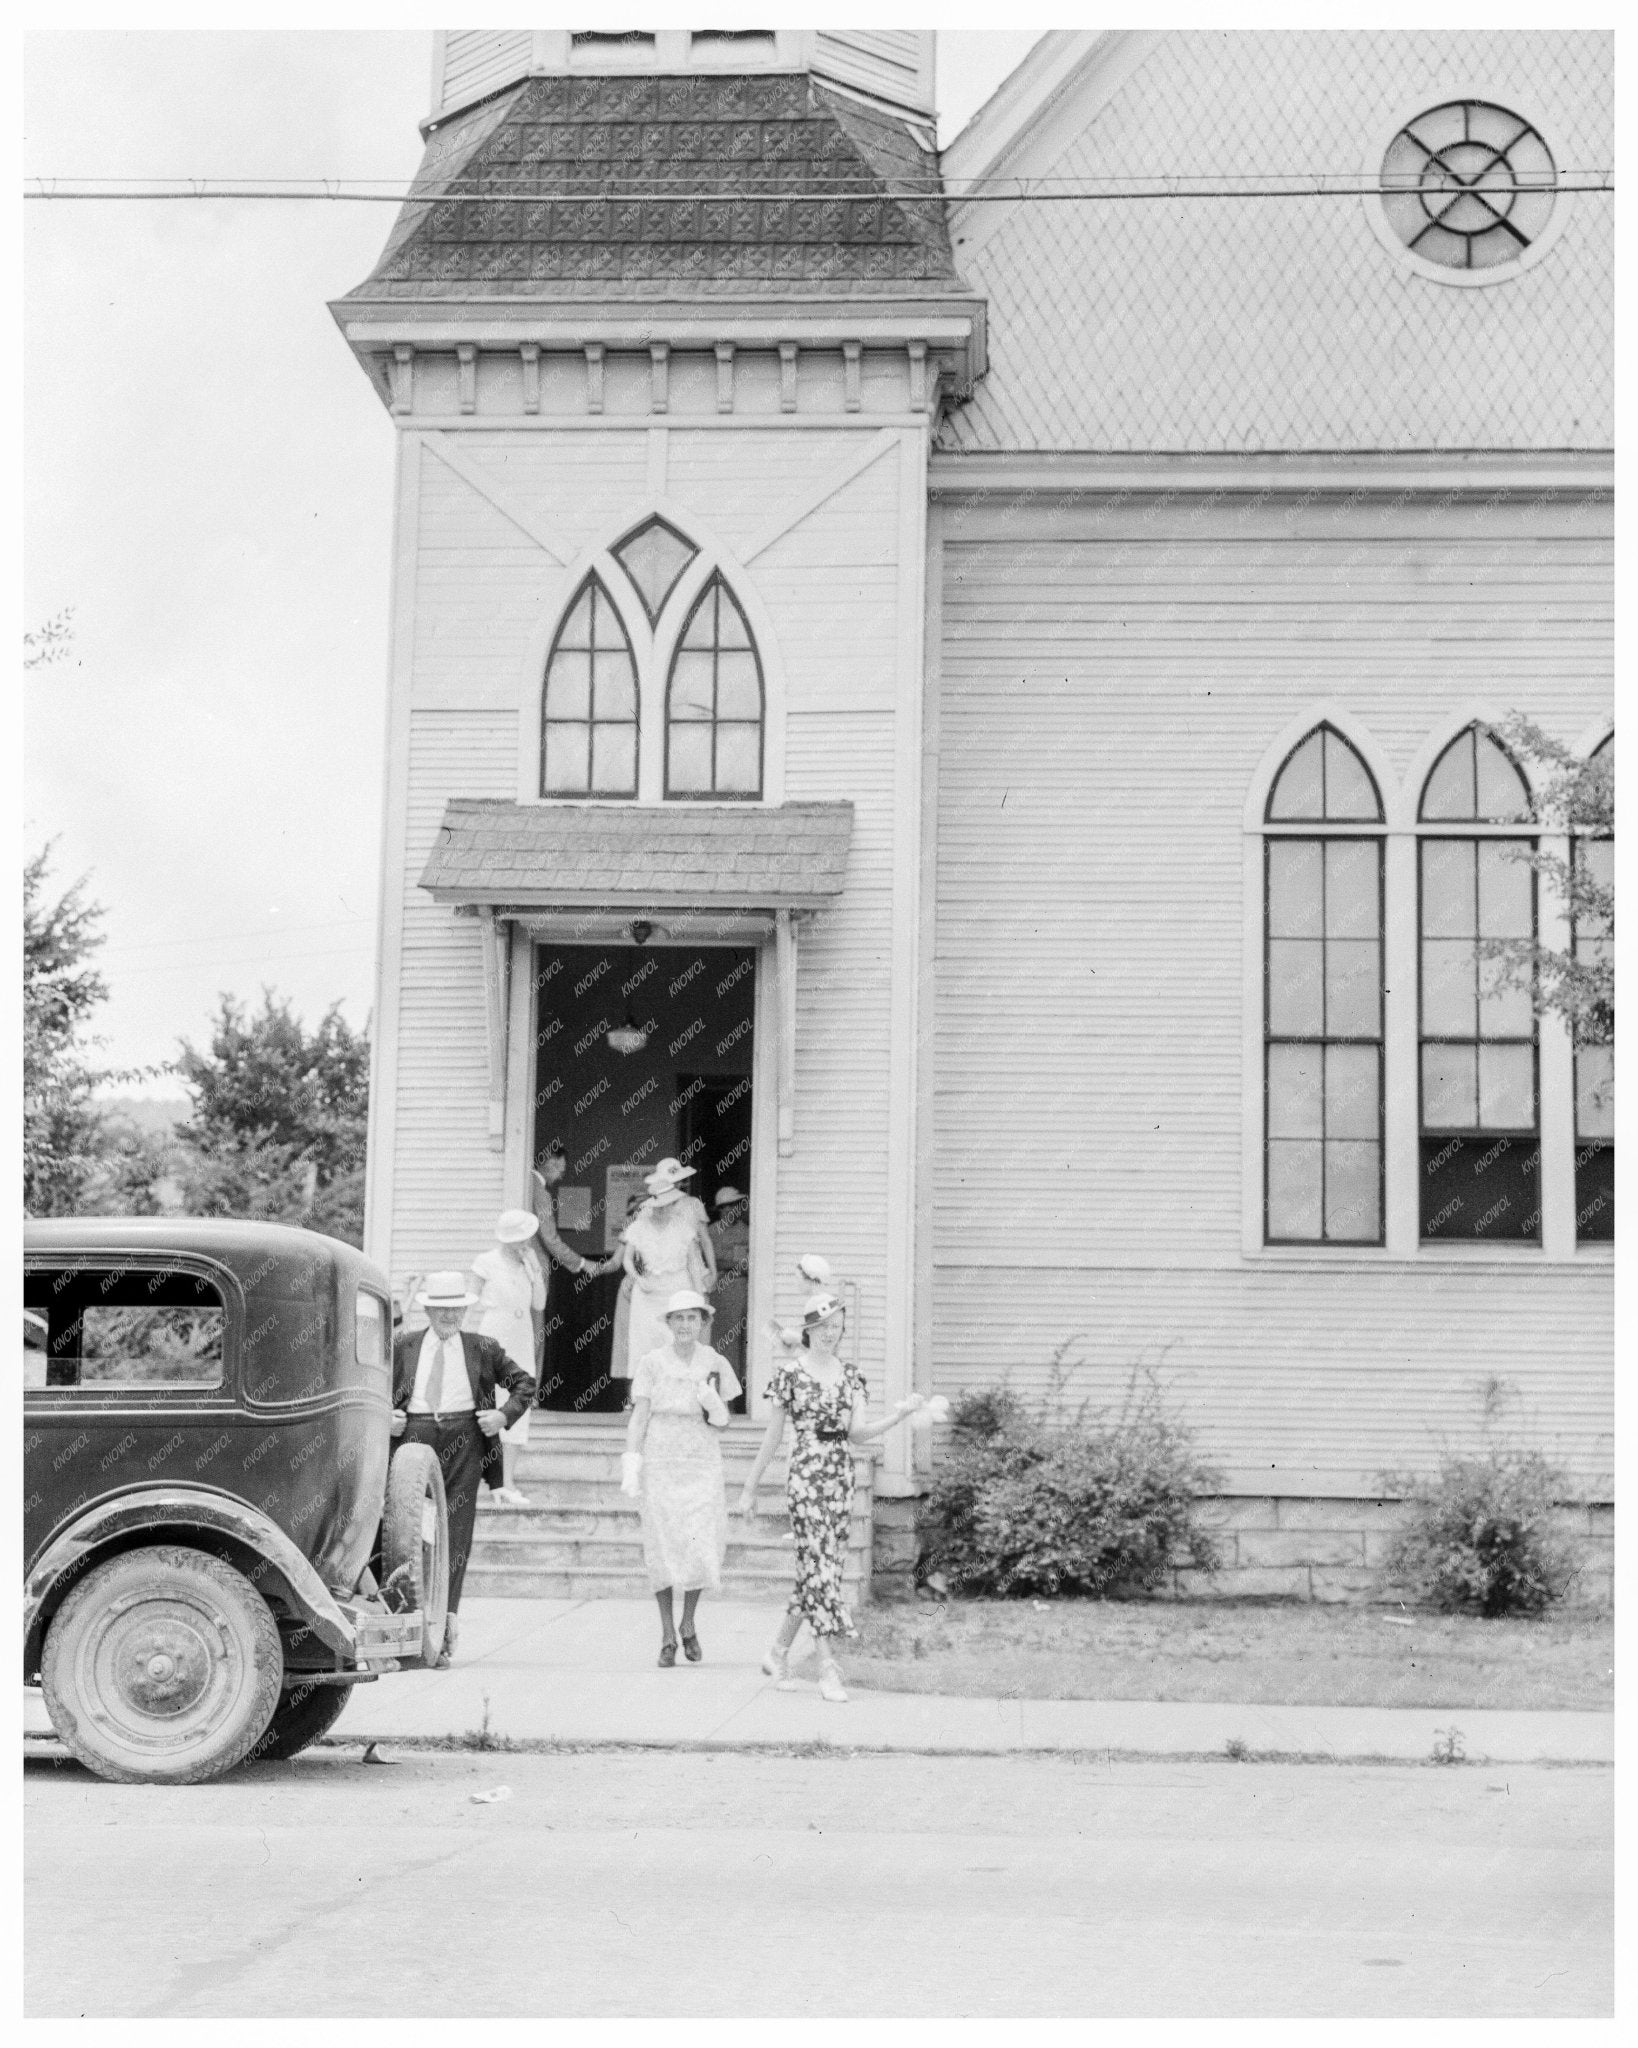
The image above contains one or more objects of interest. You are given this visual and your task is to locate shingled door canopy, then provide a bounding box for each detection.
[418,797,854,911]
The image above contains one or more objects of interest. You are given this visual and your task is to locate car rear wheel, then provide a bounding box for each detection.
[249,1679,353,1762]
[380,1441,450,1667]
[41,1544,283,1785]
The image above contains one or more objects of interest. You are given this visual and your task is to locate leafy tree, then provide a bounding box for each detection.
[23,845,116,1214]
[24,607,75,670]
[172,992,370,1246]
[1481,715,1614,1050]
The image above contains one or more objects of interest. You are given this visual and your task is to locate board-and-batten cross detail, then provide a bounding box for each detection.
[426,430,893,1157]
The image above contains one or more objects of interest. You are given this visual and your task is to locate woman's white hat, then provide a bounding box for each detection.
[664,1289,713,1318]
[714,1185,745,1207]
[494,1207,539,1244]
[802,1289,844,1328]
[645,1157,695,1192]
[417,1269,480,1308]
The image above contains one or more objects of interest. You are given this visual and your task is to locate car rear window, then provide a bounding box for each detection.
[356,1290,385,1368]
[23,1267,226,1390]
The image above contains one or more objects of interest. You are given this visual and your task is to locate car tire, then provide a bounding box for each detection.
[41,1544,283,1785]
[248,1679,353,1762]
[381,1441,450,1667]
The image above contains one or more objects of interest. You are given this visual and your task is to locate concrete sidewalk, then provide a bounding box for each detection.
[23,1598,1610,1765]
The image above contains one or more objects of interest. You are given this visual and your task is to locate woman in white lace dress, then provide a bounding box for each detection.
[619,1159,715,1379]
[468,1208,545,1505]
[621,1290,739,1665]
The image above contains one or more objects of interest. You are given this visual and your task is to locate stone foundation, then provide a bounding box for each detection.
[869,1489,1614,1607]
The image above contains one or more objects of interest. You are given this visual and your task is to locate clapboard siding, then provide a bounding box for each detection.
[812,30,934,116]
[932,502,1613,1488]
[388,710,518,1281]
[930,1265,1615,1493]
[776,709,899,1385]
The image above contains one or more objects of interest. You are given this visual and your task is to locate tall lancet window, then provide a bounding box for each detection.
[1417,725,1538,1241]
[666,575,764,800]
[541,578,638,798]
[1573,734,1614,1242]
[1264,725,1386,1244]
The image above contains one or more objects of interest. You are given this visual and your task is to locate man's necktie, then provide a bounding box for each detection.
[426,1336,446,1413]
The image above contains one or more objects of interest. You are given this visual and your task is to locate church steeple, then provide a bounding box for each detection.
[428,29,935,131]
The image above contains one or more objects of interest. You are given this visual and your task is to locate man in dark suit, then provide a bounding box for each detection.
[392,1270,535,1666]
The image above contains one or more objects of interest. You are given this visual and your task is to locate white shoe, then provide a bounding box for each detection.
[818,1666,849,1704]
[761,1646,789,1680]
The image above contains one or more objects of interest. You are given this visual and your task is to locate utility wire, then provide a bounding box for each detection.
[23,174,1612,203]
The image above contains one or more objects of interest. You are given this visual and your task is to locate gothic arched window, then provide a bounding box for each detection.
[1263,725,1385,1244]
[1573,733,1614,1242]
[665,575,764,800]
[541,578,638,798]
[1417,725,1538,1241]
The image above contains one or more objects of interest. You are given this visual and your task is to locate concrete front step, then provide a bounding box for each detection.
[461,1564,816,1601]
[474,1507,866,1553]
[477,1419,876,1603]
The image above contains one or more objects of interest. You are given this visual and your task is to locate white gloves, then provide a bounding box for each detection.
[697,1380,730,1428]
[620,1451,643,1498]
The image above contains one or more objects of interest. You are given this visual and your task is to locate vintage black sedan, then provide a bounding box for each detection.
[23,1218,449,1783]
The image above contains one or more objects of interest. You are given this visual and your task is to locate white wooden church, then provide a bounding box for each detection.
[335,29,1613,1598]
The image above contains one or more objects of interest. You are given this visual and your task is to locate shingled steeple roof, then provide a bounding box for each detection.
[342,70,965,302]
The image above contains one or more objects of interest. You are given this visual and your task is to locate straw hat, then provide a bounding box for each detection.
[646,1156,694,1188]
[664,1289,713,1319]
[714,1185,745,1208]
[802,1289,844,1329]
[417,1270,479,1308]
[494,1207,539,1244]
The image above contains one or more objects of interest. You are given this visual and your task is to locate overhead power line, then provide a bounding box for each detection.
[23,173,1613,204]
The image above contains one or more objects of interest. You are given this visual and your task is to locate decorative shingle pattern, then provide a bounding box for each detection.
[420,798,854,905]
[940,30,1613,453]
[345,71,960,301]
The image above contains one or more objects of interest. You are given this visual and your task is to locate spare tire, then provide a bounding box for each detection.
[381,1441,449,1667]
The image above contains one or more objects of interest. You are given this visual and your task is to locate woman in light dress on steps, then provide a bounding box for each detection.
[734,1281,935,1703]
[621,1289,740,1665]
[618,1158,716,1383]
[468,1208,546,1506]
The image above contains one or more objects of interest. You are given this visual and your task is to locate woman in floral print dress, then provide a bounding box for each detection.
[733,1284,930,1703]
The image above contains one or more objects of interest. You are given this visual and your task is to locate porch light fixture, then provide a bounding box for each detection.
[607,1012,650,1056]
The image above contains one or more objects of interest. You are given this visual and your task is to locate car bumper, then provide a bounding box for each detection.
[337,1598,425,1670]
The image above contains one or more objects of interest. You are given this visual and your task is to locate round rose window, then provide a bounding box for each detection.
[1380,100,1556,272]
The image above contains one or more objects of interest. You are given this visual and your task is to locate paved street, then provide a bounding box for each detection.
[25,1747,1610,2017]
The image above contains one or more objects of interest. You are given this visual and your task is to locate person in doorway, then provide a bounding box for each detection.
[620,1290,739,1665]
[391,1272,535,1667]
[530,1140,605,1360]
[732,1286,928,1703]
[619,1159,715,1377]
[708,1186,750,1385]
[469,1209,546,1506]
[609,1190,650,1403]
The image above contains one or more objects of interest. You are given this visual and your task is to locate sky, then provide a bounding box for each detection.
[23,27,1044,1093]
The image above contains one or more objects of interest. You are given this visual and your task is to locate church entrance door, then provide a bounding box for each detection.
[530,941,756,1414]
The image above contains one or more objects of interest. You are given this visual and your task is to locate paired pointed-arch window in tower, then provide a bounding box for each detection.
[1573,734,1614,1243]
[611,516,698,626]
[541,577,639,798]
[1263,726,1386,1244]
[1417,726,1538,1242]
[666,575,764,800]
